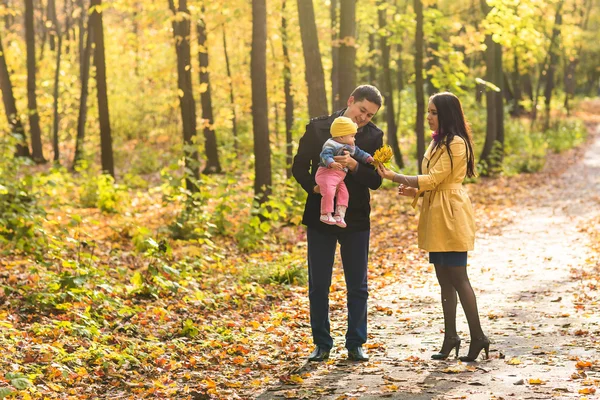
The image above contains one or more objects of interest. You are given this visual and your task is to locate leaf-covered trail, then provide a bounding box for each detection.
[260,119,600,399]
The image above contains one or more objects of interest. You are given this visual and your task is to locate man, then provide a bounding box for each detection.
[292,85,383,361]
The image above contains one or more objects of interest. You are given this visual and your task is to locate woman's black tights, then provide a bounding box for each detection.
[434,264,484,347]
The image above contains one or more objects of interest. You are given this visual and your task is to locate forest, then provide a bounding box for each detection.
[0,0,599,398]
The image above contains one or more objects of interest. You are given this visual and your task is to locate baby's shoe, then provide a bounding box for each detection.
[320,213,336,225]
[334,214,347,228]
[334,205,347,228]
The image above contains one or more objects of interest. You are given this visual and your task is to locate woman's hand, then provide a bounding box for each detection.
[398,184,418,197]
[376,164,396,181]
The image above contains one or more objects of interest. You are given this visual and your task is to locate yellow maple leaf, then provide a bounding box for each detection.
[289,375,303,384]
[579,387,596,394]
[528,378,545,385]
[507,357,521,365]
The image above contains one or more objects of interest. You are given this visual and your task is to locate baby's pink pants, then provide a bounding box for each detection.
[315,167,349,214]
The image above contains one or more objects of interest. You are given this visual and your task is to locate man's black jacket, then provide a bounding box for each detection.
[292,109,384,233]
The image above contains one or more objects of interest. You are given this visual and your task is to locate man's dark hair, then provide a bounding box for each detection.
[350,85,383,108]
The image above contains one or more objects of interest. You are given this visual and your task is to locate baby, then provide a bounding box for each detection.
[315,116,374,227]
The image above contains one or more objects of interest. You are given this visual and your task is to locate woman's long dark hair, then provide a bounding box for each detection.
[430,92,476,178]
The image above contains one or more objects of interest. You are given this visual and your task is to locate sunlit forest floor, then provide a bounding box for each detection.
[0,100,599,399]
[259,100,600,399]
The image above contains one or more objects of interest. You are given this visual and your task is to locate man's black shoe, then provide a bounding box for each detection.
[308,346,330,361]
[347,346,369,361]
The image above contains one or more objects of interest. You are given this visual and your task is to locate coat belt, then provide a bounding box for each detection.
[411,183,463,208]
[433,183,463,191]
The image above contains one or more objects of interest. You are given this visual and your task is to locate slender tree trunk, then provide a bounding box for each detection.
[543,6,563,131]
[37,0,47,62]
[51,7,62,162]
[425,39,438,96]
[338,0,356,107]
[269,37,280,142]
[564,0,592,115]
[47,0,57,51]
[90,0,114,177]
[169,0,198,191]
[480,0,504,173]
[25,0,46,162]
[414,0,425,173]
[72,18,93,169]
[251,0,272,206]
[64,0,71,54]
[330,0,339,113]
[0,31,30,157]
[531,0,564,127]
[378,1,403,168]
[2,0,12,30]
[296,0,328,117]
[282,0,294,180]
[510,52,523,116]
[197,11,222,174]
[78,0,86,75]
[368,33,377,85]
[222,27,238,153]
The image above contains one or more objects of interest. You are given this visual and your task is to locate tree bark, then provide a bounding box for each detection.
[168,0,198,191]
[25,0,46,162]
[479,0,504,174]
[414,0,425,173]
[282,0,294,180]
[330,0,339,113]
[78,0,86,75]
[296,0,328,117]
[510,52,523,116]
[378,1,403,168]
[251,0,272,206]
[197,10,222,174]
[47,0,57,51]
[222,27,238,153]
[51,4,62,162]
[72,17,93,169]
[338,0,356,108]
[0,30,29,157]
[543,5,563,131]
[531,0,564,127]
[90,0,114,177]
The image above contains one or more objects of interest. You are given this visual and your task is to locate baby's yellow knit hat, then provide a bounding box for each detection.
[331,116,358,138]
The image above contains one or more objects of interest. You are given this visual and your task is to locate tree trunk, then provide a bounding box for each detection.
[90,0,114,177]
[378,1,403,168]
[531,0,564,127]
[330,0,339,113]
[414,0,425,173]
[51,6,62,162]
[296,0,328,117]
[222,27,238,153]
[543,6,563,131]
[0,31,30,157]
[564,0,592,115]
[338,0,356,107]
[47,0,57,51]
[72,17,93,169]
[197,10,222,174]
[425,39,438,96]
[78,0,86,77]
[168,0,198,191]
[282,0,294,180]
[251,0,272,206]
[510,52,523,116]
[479,0,504,174]
[368,33,377,85]
[25,0,46,163]
[64,0,71,54]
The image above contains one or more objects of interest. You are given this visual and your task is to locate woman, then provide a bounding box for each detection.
[377,92,489,362]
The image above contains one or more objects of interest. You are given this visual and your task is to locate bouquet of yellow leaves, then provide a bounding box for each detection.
[372,145,393,168]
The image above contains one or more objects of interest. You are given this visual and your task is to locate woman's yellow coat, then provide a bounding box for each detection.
[413,136,476,252]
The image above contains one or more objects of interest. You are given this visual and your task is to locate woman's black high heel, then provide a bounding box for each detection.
[431,336,461,360]
[459,336,490,362]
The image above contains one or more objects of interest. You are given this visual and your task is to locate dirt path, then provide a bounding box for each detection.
[259,123,600,400]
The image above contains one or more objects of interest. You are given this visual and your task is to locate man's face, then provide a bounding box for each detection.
[343,97,380,129]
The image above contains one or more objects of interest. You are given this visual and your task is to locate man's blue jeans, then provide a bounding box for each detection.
[307,227,370,350]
